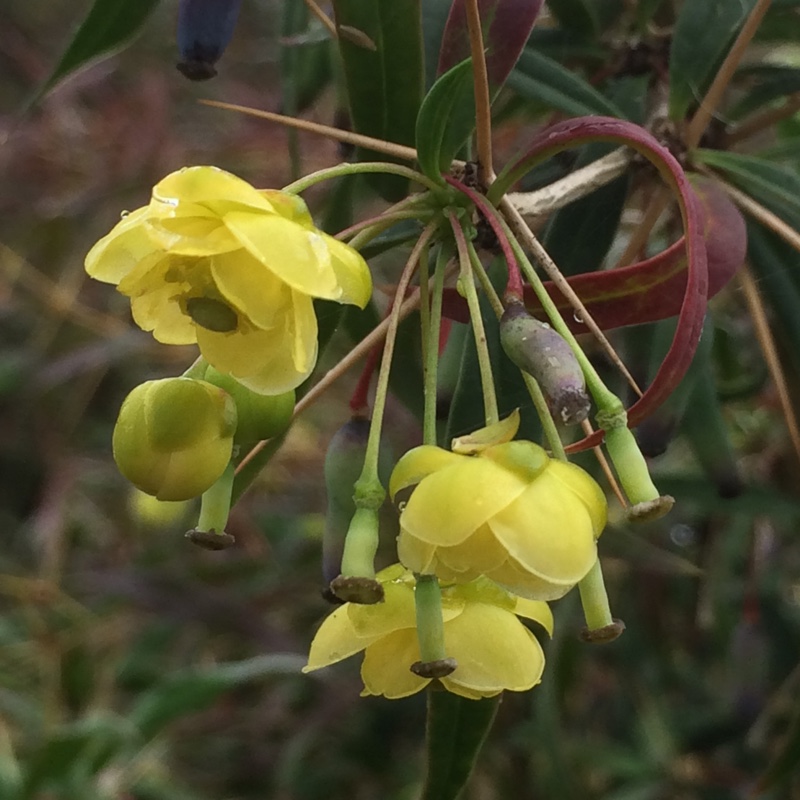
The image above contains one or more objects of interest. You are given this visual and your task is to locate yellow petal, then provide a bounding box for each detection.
[435,525,508,574]
[145,205,240,256]
[153,166,277,215]
[397,530,438,574]
[224,212,343,300]
[210,250,288,330]
[319,233,373,309]
[547,460,608,537]
[85,207,158,284]
[480,440,549,483]
[451,409,521,455]
[260,190,315,228]
[512,598,554,636]
[487,469,598,584]
[443,604,545,694]
[389,445,464,501]
[360,629,430,699]
[196,307,318,395]
[347,578,416,638]
[486,557,576,601]
[400,457,527,547]
[304,606,379,672]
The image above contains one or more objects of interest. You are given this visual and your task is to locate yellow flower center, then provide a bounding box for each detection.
[184,296,239,332]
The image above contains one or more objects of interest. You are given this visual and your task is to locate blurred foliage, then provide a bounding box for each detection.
[2,0,800,798]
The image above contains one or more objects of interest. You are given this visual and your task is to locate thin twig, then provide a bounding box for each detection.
[499,197,644,397]
[304,0,337,38]
[581,419,627,508]
[613,186,670,267]
[685,0,773,150]
[507,148,633,218]
[465,0,494,182]
[725,93,800,146]
[201,100,419,162]
[739,263,800,466]
[699,168,800,254]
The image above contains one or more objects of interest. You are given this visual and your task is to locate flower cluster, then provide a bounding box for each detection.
[305,564,553,699]
[391,412,607,600]
[86,166,372,395]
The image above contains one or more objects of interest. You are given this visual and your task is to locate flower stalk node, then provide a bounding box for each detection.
[329,575,385,605]
[626,495,676,523]
[595,405,628,431]
[410,658,458,679]
[353,479,387,510]
[579,619,626,644]
[184,528,236,550]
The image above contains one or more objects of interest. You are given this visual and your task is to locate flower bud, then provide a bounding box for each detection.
[113,378,237,501]
[176,0,242,81]
[203,366,294,446]
[500,301,590,425]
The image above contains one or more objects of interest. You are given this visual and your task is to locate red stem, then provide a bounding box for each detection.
[443,174,524,302]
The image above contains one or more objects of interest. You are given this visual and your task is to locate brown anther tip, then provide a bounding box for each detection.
[580,619,626,644]
[330,575,385,605]
[410,658,458,679]
[185,529,236,550]
[321,587,346,605]
[626,495,675,523]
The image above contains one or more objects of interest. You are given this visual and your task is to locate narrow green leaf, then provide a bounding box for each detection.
[729,64,800,120]
[509,48,626,118]
[669,0,758,119]
[36,0,161,101]
[130,653,304,739]
[332,0,424,200]
[415,59,475,182]
[694,148,800,230]
[421,690,500,800]
[544,0,599,35]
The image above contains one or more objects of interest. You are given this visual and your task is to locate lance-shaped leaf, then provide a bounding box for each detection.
[669,0,759,120]
[443,177,743,331]
[437,0,544,92]
[332,0,423,200]
[484,117,712,450]
[35,0,161,101]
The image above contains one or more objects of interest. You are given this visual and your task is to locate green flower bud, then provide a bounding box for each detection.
[203,366,294,446]
[113,377,237,501]
[500,301,590,425]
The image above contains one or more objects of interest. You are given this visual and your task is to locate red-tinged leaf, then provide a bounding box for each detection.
[442,177,744,329]
[437,0,544,92]
[484,117,710,449]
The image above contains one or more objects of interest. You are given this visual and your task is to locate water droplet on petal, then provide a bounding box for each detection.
[120,210,130,218]
[397,501,407,513]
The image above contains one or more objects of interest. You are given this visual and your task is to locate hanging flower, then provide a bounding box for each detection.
[85,166,372,394]
[390,412,607,600]
[304,564,553,700]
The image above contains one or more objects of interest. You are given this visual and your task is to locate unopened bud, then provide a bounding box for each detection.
[500,302,590,425]
[176,0,242,81]
[113,377,236,501]
[204,366,294,447]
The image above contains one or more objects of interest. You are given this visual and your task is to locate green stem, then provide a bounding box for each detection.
[182,357,208,381]
[283,161,443,195]
[346,209,433,252]
[449,215,499,425]
[578,558,613,630]
[423,247,449,446]
[197,463,234,534]
[414,574,448,662]
[339,506,381,578]
[521,374,567,461]
[466,242,567,459]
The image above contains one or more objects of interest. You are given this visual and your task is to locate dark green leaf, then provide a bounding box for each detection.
[36,0,161,101]
[544,0,599,35]
[421,690,500,800]
[693,149,800,230]
[130,653,304,739]
[509,49,626,118]
[415,58,475,181]
[729,64,800,120]
[332,0,424,200]
[669,0,758,119]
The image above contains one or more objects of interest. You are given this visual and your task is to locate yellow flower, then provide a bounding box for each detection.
[389,413,607,600]
[85,167,372,394]
[304,564,553,699]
